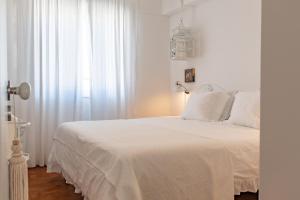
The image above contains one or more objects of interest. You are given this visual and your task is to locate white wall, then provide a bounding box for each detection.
[134,0,172,117]
[260,0,300,199]
[167,0,261,115]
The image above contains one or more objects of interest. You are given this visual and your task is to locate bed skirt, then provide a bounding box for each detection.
[48,140,258,199]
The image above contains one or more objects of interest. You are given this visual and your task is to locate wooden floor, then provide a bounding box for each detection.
[29,167,83,200]
[29,167,258,200]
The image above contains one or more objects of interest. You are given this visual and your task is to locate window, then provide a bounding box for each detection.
[78,0,91,98]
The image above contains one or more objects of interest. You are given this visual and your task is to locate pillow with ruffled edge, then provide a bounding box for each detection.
[228,91,260,129]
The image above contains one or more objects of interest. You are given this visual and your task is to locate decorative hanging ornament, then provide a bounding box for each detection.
[170,19,195,60]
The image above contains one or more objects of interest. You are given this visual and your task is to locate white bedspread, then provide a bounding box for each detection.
[47,117,259,200]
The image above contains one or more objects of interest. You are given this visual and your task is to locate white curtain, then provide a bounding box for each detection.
[9,0,138,167]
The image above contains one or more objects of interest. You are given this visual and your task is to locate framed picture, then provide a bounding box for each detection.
[185,68,195,83]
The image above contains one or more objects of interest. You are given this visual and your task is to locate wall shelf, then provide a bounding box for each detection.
[161,0,207,16]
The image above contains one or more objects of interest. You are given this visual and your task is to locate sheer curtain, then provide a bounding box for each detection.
[9,0,138,167]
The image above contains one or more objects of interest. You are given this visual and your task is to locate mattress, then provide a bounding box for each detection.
[47,117,259,200]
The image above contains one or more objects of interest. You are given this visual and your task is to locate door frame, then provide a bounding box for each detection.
[0,0,9,199]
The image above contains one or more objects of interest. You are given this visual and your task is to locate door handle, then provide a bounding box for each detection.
[7,81,31,121]
[7,81,31,101]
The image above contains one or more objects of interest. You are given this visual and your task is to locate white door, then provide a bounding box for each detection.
[0,0,10,199]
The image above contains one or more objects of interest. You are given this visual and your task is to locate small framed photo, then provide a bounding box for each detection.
[185,68,195,83]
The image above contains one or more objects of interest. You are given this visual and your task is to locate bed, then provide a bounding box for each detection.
[47,117,259,200]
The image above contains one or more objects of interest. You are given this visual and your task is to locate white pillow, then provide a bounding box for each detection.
[229,91,260,129]
[182,91,231,121]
